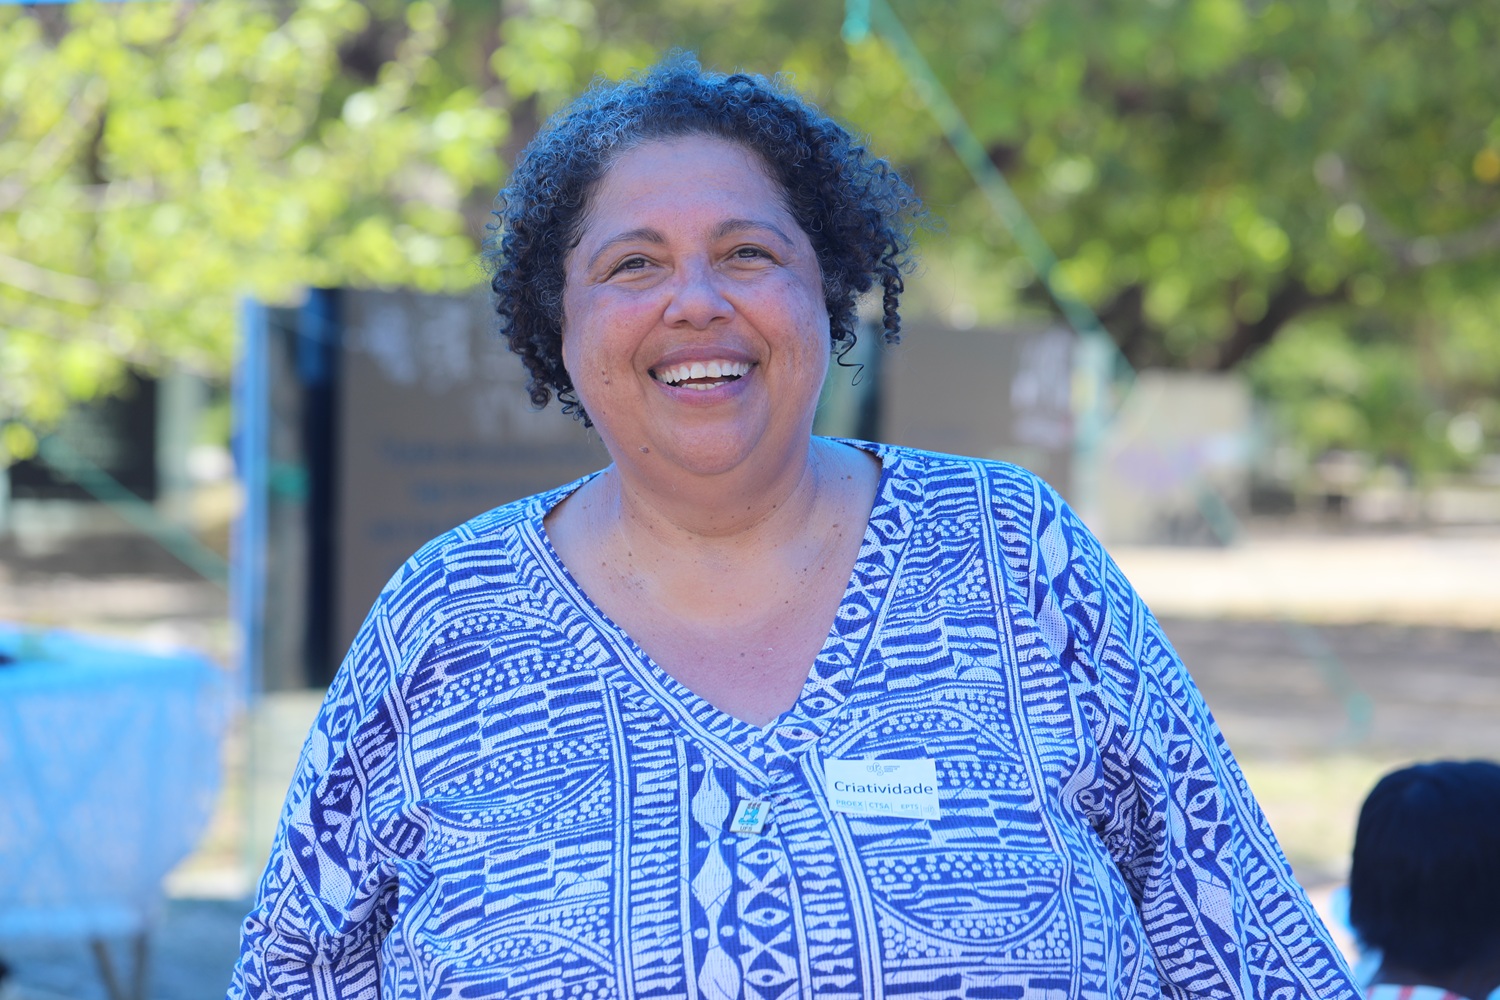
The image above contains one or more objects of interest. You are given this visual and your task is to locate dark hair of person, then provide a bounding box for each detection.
[482,53,921,424]
[1347,759,1500,973]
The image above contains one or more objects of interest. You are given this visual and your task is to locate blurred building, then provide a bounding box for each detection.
[0,370,226,570]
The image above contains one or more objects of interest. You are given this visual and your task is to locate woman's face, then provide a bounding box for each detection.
[560,136,830,480]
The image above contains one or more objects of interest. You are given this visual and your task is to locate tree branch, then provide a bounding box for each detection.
[1098,283,1168,370]
[1315,153,1500,268]
[0,252,101,305]
[22,78,110,186]
[0,178,161,213]
[1213,277,1349,371]
[0,252,154,308]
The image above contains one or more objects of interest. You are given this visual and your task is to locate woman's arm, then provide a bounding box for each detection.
[228,580,428,998]
[1012,473,1358,998]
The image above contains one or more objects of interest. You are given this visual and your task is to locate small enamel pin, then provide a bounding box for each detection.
[729,797,772,835]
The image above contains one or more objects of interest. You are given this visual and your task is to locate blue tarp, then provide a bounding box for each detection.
[0,624,227,940]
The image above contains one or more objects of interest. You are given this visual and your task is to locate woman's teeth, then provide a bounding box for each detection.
[652,360,751,389]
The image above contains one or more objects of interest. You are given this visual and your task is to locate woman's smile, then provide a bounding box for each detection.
[650,358,753,390]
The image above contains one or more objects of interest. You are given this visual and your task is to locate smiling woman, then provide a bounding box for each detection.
[228,55,1360,999]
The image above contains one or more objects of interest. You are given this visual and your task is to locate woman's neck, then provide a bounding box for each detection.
[545,438,879,617]
[598,437,839,551]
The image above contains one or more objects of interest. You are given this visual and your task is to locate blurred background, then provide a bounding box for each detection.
[1,0,1497,995]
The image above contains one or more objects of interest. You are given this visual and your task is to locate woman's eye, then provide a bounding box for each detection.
[610,256,650,275]
[732,246,772,261]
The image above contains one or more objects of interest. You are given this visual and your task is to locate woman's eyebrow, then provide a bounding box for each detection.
[714,218,795,245]
[585,227,665,270]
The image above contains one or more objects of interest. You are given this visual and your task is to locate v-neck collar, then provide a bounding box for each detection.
[518,439,919,781]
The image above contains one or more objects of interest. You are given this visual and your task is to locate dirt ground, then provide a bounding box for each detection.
[2,526,1497,996]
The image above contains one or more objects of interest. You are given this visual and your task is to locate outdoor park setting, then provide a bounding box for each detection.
[2,0,1499,996]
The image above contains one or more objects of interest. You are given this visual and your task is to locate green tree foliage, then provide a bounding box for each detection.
[0,0,502,456]
[2,0,1497,473]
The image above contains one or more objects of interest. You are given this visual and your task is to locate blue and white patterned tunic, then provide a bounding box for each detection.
[230,442,1357,998]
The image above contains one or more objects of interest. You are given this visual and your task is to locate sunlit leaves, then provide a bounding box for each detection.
[0,0,1495,474]
[0,0,511,456]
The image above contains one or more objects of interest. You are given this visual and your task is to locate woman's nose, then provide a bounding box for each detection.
[661,259,734,328]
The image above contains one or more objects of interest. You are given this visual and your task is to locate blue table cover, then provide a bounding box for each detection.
[0,623,227,940]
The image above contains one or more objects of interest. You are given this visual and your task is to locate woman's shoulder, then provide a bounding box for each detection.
[364,473,598,636]
[844,439,1095,591]
[841,438,1064,510]
[406,474,592,569]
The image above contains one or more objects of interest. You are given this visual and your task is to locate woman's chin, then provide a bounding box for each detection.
[612,422,801,481]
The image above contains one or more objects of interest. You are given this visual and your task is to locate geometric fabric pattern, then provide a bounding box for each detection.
[230,441,1358,998]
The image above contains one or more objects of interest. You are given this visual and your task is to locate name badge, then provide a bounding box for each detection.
[825,758,941,820]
